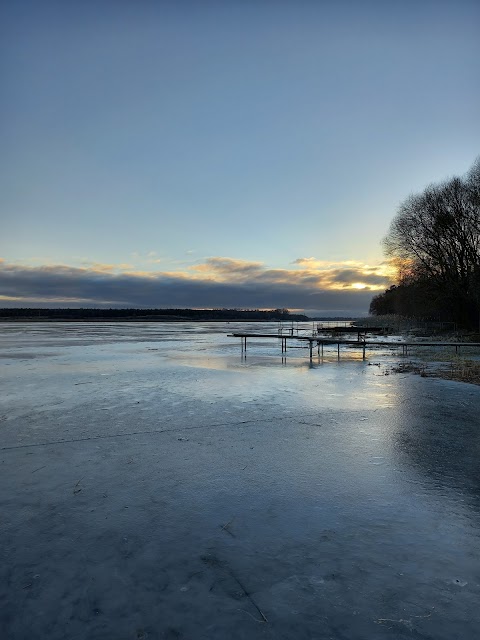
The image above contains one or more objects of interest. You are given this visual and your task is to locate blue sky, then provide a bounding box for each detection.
[1,0,479,314]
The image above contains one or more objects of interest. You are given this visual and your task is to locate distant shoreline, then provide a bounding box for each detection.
[0,317,315,323]
[0,308,357,323]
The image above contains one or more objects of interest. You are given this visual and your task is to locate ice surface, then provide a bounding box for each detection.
[1,322,480,639]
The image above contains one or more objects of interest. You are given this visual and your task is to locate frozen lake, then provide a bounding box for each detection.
[1,322,480,639]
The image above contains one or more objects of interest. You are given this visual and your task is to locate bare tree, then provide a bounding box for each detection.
[378,158,480,328]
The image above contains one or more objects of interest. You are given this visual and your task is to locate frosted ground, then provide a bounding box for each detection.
[1,322,480,640]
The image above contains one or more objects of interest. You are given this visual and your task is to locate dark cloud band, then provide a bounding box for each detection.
[0,262,376,314]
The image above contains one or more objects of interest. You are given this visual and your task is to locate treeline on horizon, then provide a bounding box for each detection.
[370,158,480,331]
[0,308,309,321]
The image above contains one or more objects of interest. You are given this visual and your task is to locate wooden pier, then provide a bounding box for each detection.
[229,333,480,360]
[316,326,388,340]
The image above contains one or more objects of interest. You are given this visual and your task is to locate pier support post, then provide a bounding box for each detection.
[309,340,313,360]
[362,342,366,360]
[337,342,340,359]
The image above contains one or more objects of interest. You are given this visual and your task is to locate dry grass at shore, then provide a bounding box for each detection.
[389,359,480,386]
[436,360,480,385]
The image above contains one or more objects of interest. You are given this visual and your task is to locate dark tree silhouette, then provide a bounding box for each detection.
[371,158,480,329]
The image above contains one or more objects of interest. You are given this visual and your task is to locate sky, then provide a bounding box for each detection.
[1,0,479,316]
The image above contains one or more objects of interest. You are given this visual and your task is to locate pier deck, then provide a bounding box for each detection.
[229,333,480,359]
[317,326,388,338]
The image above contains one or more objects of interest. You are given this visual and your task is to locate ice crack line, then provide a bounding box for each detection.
[0,408,357,451]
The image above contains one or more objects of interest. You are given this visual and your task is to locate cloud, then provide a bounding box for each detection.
[292,257,340,268]
[190,256,393,290]
[192,257,265,280]
[0,256,394,314]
